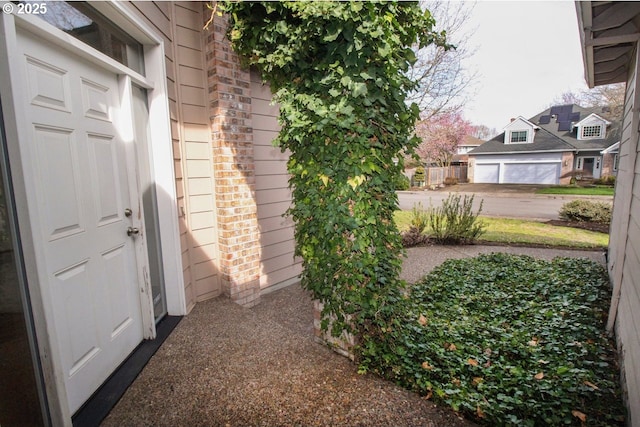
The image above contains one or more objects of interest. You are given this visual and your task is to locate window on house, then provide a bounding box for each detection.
[509,131,528,143]
[24,1,145,74]
[581,125,603,139]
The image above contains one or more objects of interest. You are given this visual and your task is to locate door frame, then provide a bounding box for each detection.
[0,4,185,425]
[577,155,602,179]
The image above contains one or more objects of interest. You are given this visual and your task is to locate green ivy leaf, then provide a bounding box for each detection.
[352,82,368,98]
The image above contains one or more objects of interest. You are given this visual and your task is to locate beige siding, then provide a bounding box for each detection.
[126,1,220,310]
[610,45,640,426]
[251,71,302,291]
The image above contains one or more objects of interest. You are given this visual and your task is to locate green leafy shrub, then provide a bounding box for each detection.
[559,200,612,224]
[593,175,616,186]
[444,176,458,186]
[359,253,625,426]
[428,193,485,244]
[395,174,411,191]
[413,166,426,187]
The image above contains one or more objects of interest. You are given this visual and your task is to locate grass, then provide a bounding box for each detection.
[535,186,614,196]
[394,211,609,249]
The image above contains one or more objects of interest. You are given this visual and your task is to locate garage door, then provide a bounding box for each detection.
[474,163,499,183]
[503,163,559,184]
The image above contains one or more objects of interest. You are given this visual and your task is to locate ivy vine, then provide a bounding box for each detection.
[220,1,448,346]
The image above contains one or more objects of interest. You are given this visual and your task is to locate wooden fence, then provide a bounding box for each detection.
[412,166,468,187]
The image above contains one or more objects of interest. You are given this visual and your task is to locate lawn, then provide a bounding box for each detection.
[394,211,609,249]
[535,186,614,196]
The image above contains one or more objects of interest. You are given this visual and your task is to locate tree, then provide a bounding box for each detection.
[552,83,625,121]
[221,2,448,346]
[471,124,497,140]
[415,111,473,167]
[407,0,478,118]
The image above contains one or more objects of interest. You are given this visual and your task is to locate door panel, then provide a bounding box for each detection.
[474,163,499,183]
[503,163,559,184]
[17,29,145,414]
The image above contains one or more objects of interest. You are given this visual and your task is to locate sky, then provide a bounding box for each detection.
[457,1,589,132]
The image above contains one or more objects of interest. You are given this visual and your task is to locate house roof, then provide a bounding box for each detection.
[469,104,620,156]
[576,2,640,88]
[460,134,484,147]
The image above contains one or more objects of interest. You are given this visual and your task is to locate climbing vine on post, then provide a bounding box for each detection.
[220,1,448,347]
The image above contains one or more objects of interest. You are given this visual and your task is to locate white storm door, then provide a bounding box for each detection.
[17,29,145,413]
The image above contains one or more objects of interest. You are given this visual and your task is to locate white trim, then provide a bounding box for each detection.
[88,1,186,316]
[116,74,156,338]
[470,149,568,156]
[12,12,153,90]
[601,141,621,154]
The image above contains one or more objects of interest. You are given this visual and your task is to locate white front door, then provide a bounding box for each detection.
[17,29,145,413]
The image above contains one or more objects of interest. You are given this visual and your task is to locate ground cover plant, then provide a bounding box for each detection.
[358,253,625,426]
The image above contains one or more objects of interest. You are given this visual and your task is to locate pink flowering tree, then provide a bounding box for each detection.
[414,111,473,167]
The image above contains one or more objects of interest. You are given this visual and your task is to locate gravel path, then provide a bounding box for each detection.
[102,245,604,427]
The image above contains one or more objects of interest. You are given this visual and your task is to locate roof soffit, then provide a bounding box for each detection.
[578,1,640,87]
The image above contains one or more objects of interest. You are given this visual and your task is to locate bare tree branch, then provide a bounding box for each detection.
[408,1,479,118]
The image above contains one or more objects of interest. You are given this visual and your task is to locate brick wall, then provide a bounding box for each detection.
[203,5,261,307]
[560,151,574,185]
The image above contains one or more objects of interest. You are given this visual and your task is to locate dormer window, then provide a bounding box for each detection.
[575,113,609,140]
[510,131,528,143]
[503,116,537,145]
[581,124,603,139]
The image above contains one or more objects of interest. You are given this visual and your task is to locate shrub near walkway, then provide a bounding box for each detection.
[359,253,625,426]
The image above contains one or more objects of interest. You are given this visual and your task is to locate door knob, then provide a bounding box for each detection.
[127,227,139,236]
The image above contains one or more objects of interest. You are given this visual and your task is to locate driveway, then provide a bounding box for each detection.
[102,245,604,427]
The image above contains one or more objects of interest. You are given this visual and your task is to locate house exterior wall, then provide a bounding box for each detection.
[560,151,574,185]
[126,1,221,312]
[601,153,617,177]
[250,71,302,292]
[608,44,640,427]
[127,2,302,309]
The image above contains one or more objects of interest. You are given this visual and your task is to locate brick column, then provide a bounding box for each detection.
[204,6,261,307]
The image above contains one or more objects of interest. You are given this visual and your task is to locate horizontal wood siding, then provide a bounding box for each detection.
[250,71,301,291]
[173,2,220,303]
[611,45,640,426]
[127,1,220,310]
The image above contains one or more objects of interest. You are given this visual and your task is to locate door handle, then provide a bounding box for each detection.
[127,227,139,237]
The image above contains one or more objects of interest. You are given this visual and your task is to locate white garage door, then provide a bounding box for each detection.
[503,163,559,184]
[474,163,499,183]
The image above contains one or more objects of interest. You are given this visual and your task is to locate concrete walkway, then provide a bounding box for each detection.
[400,243,606,284]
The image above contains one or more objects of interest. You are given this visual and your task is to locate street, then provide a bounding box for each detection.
[397,190,608,221]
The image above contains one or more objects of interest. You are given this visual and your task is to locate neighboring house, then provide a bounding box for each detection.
[468,104,620,185]
[577,2,640,425]
[452,134,484,166]
[0,2,301,424]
